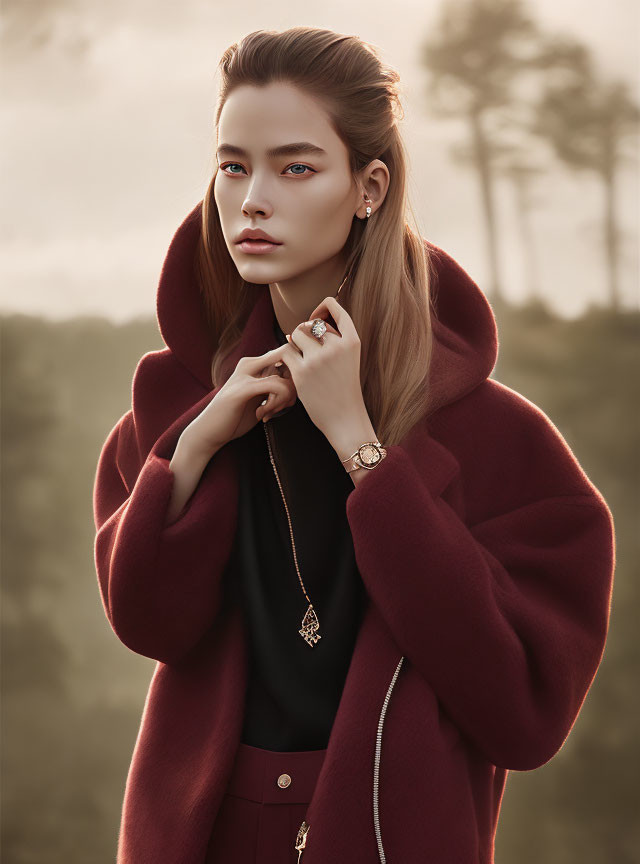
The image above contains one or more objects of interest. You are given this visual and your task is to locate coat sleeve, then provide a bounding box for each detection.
[345,398,615,772]
[92,399,238,666]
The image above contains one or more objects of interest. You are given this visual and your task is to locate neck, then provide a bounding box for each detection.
[268,258,349,336]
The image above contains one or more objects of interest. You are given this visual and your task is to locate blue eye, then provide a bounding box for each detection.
[285,164,313,175]
[219,163,315,176]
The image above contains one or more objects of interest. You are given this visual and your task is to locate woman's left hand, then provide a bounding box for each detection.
[274,296,369,449]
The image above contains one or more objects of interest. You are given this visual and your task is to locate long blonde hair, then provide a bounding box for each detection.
[196,26,435,446]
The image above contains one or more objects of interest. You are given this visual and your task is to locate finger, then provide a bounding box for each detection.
[239,344,288,374]
[257,388,295,421]
[308,296,357,341]
[285,333,303,355]
[254,375,296,406]
[258,393,274,418]
[293,319,339,350]
[272,359,294,380]
[255,358,290,384]
[276,338,302,371]
[252,376,288,410]
[287,327,317,355]
[276,361,292,379]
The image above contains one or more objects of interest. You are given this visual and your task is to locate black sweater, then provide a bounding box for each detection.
[226,311,367,752]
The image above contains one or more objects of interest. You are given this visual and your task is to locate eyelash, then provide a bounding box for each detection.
[219,162,316,177]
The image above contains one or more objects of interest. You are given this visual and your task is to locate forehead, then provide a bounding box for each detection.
[217,82,342,158]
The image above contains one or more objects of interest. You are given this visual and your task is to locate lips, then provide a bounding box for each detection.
[236,238,282,255]
[234,228,282,244]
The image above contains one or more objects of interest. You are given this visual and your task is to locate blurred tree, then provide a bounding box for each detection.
[490,300,640,862]
[0,314,162,863]
[529,36,640,311]
[420,0,544,303]
[496,157,546,302]
[1,320,70,694]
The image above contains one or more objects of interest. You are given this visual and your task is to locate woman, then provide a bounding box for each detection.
[92,27,615,864]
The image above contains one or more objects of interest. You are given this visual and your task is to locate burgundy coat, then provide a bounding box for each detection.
[93,201,615,863]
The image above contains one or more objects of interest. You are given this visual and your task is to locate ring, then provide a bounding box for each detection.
[310,318,327,341]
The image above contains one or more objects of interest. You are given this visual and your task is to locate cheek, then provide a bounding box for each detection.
[302,183,355,237]
[213,180,238,238]
[295,169,350,208]
[213,173,239,211]
[311,198,355,246]
[285,215,353,274]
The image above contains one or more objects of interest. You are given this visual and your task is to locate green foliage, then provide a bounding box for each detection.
[1,313,163,864]
[489,297,640,862]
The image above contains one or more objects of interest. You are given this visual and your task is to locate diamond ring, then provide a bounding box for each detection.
[310,318,327,340]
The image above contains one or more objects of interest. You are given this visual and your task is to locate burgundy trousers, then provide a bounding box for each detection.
[204,742,327,864]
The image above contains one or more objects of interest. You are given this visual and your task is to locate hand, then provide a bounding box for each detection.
[273,296,369,448]
[182,347,297,455]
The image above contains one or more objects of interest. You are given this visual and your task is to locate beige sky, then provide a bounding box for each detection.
[1,0,638,322]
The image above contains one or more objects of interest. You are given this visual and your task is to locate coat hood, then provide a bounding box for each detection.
[155,200,498,415]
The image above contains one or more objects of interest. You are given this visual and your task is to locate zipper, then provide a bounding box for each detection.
[294,820,311,861]
[373,655,405,863]
[292,656,406,862]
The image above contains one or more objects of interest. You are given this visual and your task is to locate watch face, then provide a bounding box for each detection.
[359,444,380,465]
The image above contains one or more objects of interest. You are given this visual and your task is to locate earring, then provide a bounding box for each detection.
[364,195,372,219]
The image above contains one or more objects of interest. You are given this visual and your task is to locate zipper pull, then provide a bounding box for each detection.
[294,820,310,862]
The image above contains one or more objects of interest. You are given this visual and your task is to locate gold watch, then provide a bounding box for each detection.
[340,441,387,473]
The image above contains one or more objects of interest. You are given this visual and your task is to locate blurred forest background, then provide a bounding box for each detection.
[2,0,638,862]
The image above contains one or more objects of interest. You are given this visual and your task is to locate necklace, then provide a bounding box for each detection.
[261,269,350,646]
[262,420,321,646]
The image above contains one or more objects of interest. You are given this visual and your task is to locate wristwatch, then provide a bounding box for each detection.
[340,441,387,474]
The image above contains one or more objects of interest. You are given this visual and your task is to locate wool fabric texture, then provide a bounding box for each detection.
[92,200,615,863]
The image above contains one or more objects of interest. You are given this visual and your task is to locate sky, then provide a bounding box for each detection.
[1,0,638,322]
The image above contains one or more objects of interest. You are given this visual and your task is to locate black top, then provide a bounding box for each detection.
[226,309,368,751]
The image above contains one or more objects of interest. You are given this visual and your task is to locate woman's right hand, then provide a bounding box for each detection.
[181,347,297,457]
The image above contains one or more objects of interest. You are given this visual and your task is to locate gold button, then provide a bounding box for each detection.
[277,773,292,789]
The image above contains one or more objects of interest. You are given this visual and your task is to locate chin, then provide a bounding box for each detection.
[235,259,291,278]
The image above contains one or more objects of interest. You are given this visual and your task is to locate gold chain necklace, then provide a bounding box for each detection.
[261,269,350,646]
[262,420,321,646]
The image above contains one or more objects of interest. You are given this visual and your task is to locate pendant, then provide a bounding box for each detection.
[299,603,321,646]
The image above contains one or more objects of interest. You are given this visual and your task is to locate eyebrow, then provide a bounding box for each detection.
[216,141,328,159]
